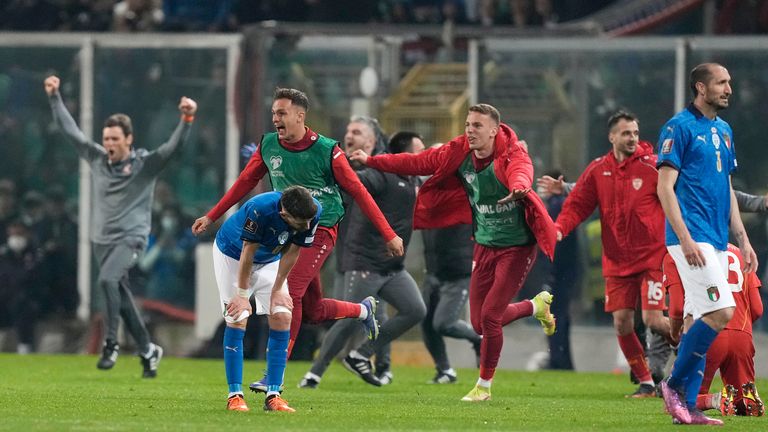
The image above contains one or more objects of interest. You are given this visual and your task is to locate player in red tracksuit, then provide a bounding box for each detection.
[351,103,557,402]
[192,88,404,361]
[552,111,670,397]
[663,244,764,416]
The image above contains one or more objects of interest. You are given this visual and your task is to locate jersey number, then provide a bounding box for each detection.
[725,251,744,292]
[646,281,664,302]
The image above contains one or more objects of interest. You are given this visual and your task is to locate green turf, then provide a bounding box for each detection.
[0,353,763,431]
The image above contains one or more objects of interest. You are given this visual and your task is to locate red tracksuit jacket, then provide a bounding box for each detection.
[366,123,557,260]
[556,141,665,277]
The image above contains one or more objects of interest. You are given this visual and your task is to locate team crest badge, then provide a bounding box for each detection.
[661,138,673,154]
[122,163,132,175]
[269,155,283,169]
[632,178,642,190]
[278,231,289,244]
[707,286,720,302]
[723,133,731,149]
[463,172,476,184]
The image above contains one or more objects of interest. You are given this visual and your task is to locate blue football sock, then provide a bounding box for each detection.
[223,326,245,394]
[668,320,717,390]
[266,329,290,393]
[685,354,707,409]
[668,332,689,389]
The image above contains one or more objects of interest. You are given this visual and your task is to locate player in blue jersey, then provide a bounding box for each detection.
[213,186,324,413]
[656,63,758,426]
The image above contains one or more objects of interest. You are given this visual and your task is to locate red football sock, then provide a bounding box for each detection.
[617,333,653,383]
[326,299,362,320]
[479,366,496,381]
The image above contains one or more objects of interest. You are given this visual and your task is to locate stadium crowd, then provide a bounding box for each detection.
[0,1,767,423]
[0,1,617,31]
[2,1,768,32]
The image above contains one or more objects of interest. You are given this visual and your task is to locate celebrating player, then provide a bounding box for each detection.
[351,103,557,402]
[45,75,196,378]
[191,88,399,390]
[543,111,670,397]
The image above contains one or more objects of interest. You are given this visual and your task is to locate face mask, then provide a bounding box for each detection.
[161,216,177,232]
[7,235,28,252]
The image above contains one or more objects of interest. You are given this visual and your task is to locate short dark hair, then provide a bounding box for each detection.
[689,63,722,98]
[607,110,638,130]
[104,113,133,137]
[388,131,422,154]
[468,103,501,125]
[273,88,309,111]
[280,186,317,220]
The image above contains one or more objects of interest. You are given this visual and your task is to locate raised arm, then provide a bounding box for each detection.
[352,141,447,176]
[332,147,403,257]
[44,75,104,161]
[144,97,197,174]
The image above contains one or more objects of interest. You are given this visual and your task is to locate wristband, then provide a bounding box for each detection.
[182,114,195,123]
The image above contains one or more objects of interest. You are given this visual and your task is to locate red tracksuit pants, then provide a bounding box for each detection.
[470,243,538,379]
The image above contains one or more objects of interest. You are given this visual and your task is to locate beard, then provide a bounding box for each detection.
[707,95,729,111]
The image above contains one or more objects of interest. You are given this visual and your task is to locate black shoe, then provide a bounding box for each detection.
[629,370,639,385]
[342,354,382,387]
[140,344,163,378]
[375,368,393,385]
[626,383,656,398]
[298,374,320,389]
[428,369,457,384]
[651,371,665,386]
[97,340,119,370]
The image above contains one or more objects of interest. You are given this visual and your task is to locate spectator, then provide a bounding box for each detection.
[538,169,580,370]
[112,0,164,32]
[716,0,768,34]
[162,0,234,32]
[138,203,197,309]
[0,220,44,354]
[0,179,19,245]
[40,186,79,318]
[20,190,47,245]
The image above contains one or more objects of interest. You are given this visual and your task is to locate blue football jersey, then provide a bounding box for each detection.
[215,191,321,263]
[656,105,736,250]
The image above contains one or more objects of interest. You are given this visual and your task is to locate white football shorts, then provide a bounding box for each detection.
[666,242,736,320]
[212,243,286,322]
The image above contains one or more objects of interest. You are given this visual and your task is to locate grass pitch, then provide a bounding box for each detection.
[0,353,763,431]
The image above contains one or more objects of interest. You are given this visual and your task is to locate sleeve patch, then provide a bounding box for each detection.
[661,138,673,154]
[243,218,258,234]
